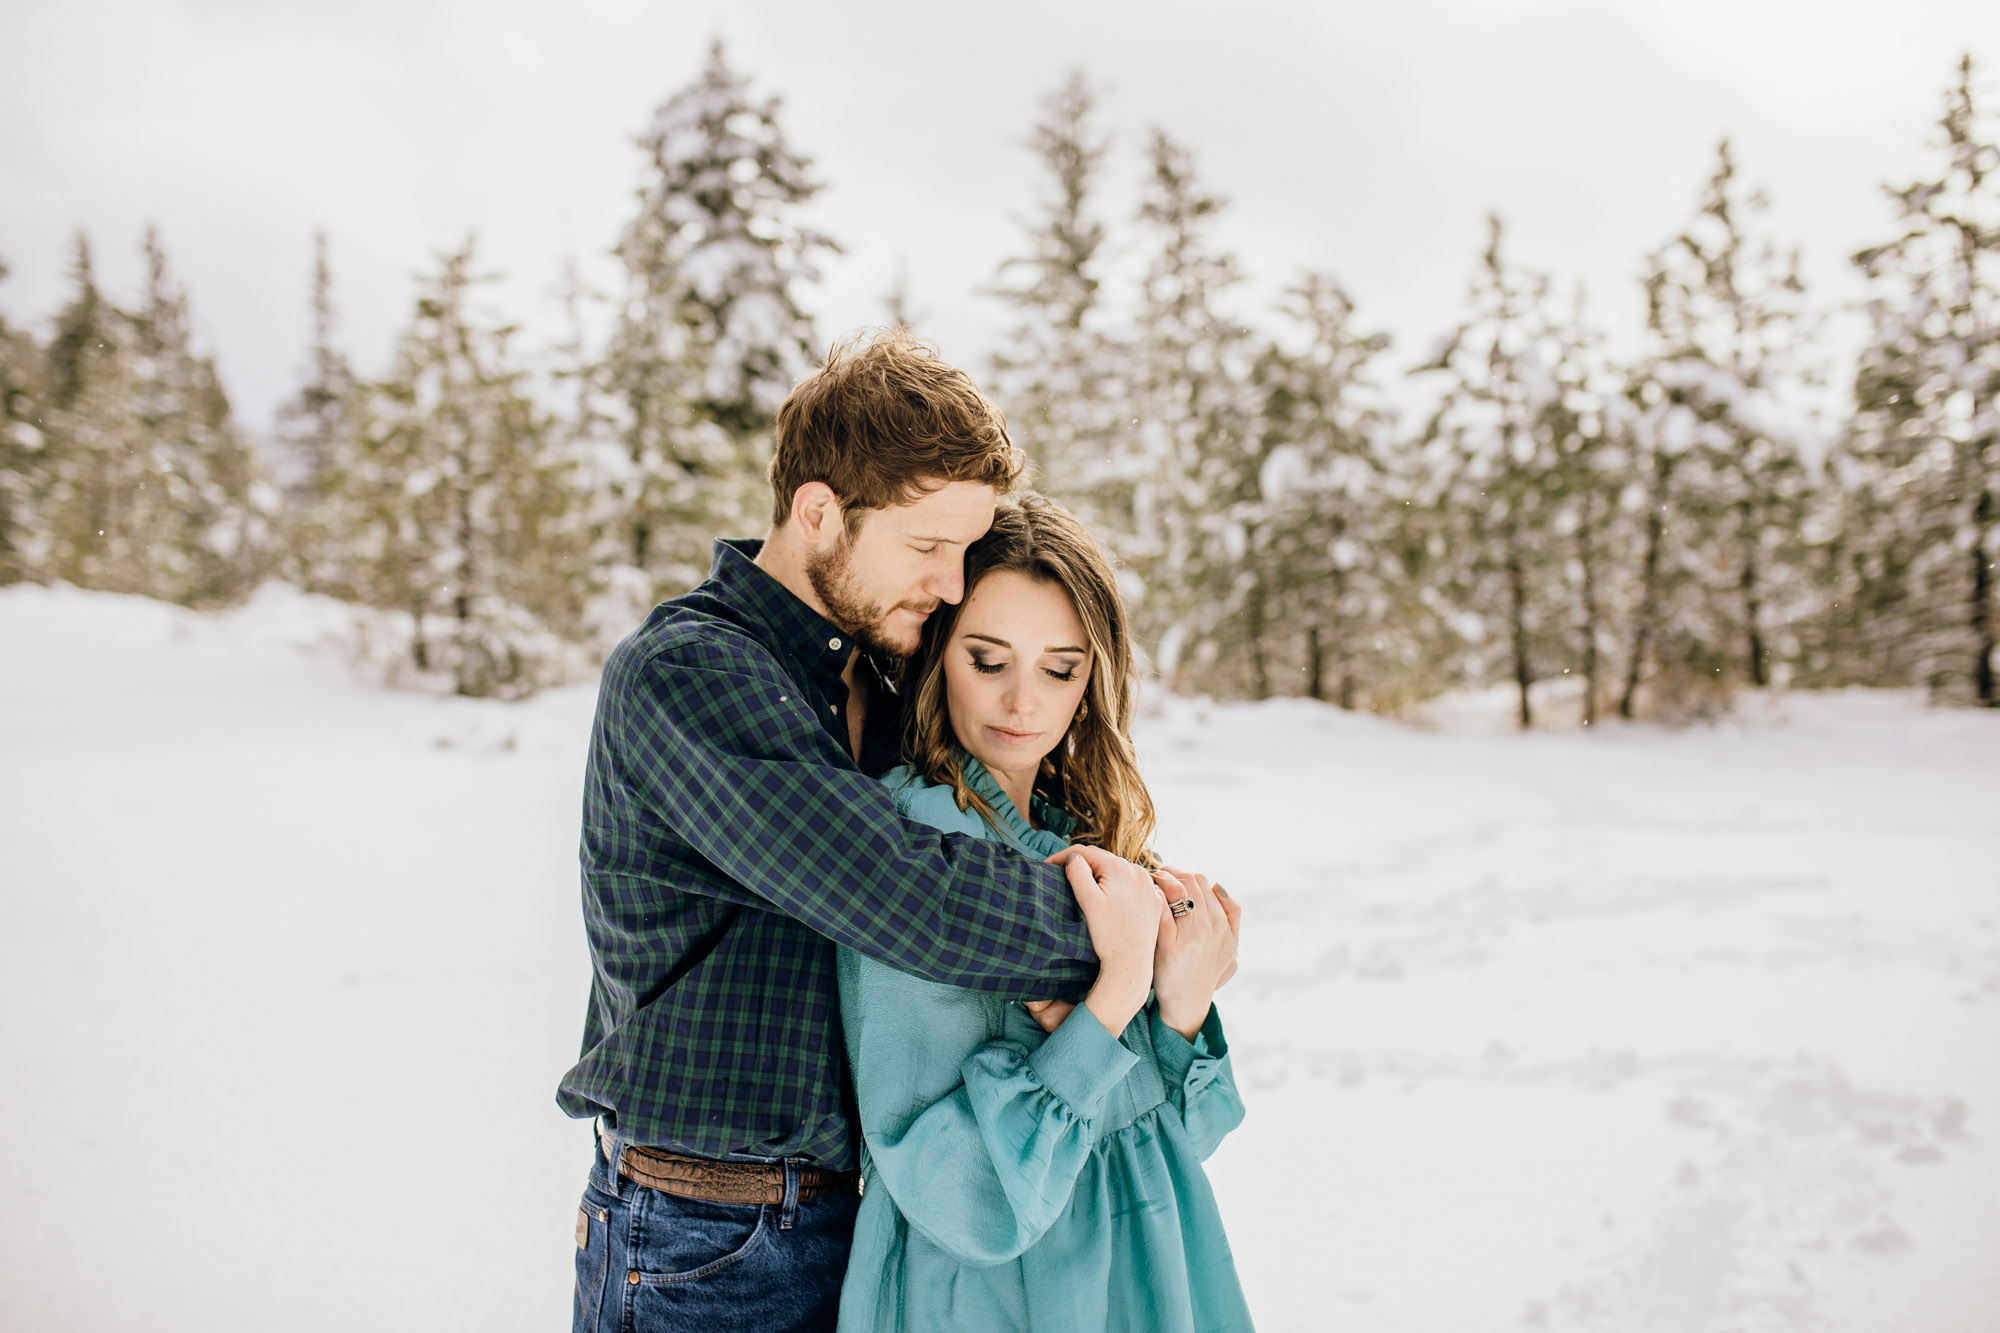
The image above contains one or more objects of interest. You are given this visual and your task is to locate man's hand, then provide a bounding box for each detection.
[1022,998,1076,1034]
[1047,845,1161,1037]
[1054,843,1163,902]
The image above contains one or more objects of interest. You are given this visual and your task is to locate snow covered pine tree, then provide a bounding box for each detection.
[1416,217,1584,729]
[1848,54,2000,707]
[1248,272,1402,707]
[990,71,1120,520]
[33,228,266,608]
[313,241,579,698]
[1120,129,1260,690]
[596,38,835,610]
[1627,142,1819,709]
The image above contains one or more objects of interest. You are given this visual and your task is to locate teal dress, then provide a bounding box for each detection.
[835,757,1254,1333]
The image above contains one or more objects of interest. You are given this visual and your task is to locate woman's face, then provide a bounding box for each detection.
[942,569,1093,778]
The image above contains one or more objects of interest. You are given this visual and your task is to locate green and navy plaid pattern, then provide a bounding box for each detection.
[556,539,1098,1168]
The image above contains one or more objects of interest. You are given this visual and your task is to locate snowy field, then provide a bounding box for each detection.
[1,583,1996,1333]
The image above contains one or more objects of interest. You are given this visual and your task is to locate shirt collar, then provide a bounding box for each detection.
[708,538,855,680]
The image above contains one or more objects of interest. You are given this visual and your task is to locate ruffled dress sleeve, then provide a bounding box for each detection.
[839,950,1139,1266]
[1148,1003,1245,1161]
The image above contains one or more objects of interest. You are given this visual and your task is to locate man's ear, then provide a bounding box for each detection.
[789,482,844,550]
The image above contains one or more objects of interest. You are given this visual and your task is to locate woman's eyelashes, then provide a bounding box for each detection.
[967,651,1081,682]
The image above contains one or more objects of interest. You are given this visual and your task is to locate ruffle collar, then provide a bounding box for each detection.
[959,752,1075,858]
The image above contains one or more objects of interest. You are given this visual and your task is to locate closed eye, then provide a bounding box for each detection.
[1044,667,1078,682]
[969,659,1005,675]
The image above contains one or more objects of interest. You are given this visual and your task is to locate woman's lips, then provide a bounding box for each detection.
[986,725,1040,744]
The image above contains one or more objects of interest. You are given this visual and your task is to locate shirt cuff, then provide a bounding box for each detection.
[1151,1004,1229,1088]
[1028,1005,1142,1119]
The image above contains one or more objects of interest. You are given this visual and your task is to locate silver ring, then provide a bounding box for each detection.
[1168,898,1195,918]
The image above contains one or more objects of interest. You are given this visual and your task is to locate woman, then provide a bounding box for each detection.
[835,494,1253,1333]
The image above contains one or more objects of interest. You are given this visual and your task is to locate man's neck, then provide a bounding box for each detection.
[752,528,832,621]
[757,529,866,758]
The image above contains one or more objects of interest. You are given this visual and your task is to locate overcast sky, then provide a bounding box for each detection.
[4,0,1997,435]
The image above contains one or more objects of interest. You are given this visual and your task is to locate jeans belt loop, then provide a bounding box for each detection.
[599,1123,627,1202]
[780,1159,801,1231]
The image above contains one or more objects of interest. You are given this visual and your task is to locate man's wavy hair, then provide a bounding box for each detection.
[900,494,1159,867]
[770,329,1023,530]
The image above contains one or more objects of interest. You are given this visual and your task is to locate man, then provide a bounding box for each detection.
[559,331,1165,1331]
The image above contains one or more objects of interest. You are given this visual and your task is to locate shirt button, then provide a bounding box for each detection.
[829,636,843,650]
[829,705,837,715]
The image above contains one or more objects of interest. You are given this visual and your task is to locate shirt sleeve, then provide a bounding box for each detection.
[840,950,1139,1266]
[606,646,1096,996]
[1149,1003,1245,1162]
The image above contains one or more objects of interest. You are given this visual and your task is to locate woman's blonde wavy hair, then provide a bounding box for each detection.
[901,493,1158,867]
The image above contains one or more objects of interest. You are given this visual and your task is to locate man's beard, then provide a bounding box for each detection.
[805,535,937,659]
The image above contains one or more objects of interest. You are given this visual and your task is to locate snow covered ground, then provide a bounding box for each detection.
[1,583,1995,1333]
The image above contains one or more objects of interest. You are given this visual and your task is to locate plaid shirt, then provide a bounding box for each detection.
[556,539,1098,1168]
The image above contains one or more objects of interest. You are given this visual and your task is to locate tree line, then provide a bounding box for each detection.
[1,44,1994,717]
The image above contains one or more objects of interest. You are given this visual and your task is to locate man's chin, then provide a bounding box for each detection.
[863,608,931,659]
[866,625,924,659]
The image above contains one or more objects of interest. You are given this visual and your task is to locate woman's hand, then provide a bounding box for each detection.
[1051,847,1162,1037]
[1212,881,1242,989]
[1150,866,1240,1041]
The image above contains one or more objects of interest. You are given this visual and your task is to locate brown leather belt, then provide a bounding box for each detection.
[601,1128,860,1206]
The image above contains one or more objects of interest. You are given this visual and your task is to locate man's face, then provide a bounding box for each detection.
[805,480,998,658]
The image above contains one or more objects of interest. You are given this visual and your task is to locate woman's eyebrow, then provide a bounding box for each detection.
[963,633,1089,654]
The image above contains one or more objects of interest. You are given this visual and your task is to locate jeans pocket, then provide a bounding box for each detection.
[626,1192,770,1285]
[572,1194,611,1333]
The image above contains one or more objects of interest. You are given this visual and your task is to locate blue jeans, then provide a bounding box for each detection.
[573,1132,860,1333]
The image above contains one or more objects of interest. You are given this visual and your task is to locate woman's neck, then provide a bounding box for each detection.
[977,758,1039,830]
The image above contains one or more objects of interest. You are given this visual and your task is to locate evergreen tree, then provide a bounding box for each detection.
[548,242,650,653]
[37,228,263,607]
[1416,217,1574,729]
[1120,128,1259,685]
[990,71,1118,511]
[598,224,724,595]
[39,233,138,594]
[1847,54,2000,706]
[1539,289,1632,727]
[1249,272,1403,706]
[274,231,355,516]
[316,241,579,697]
[1617,364,1710,717]
[126,226,268,605]
[1628,142,1818,705]
[0,255,44,585]
[598,38,835,599]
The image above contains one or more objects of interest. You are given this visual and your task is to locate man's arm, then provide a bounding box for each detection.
[606,645,1098,997]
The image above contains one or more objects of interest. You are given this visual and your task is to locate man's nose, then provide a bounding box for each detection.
[928,559,965,606]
